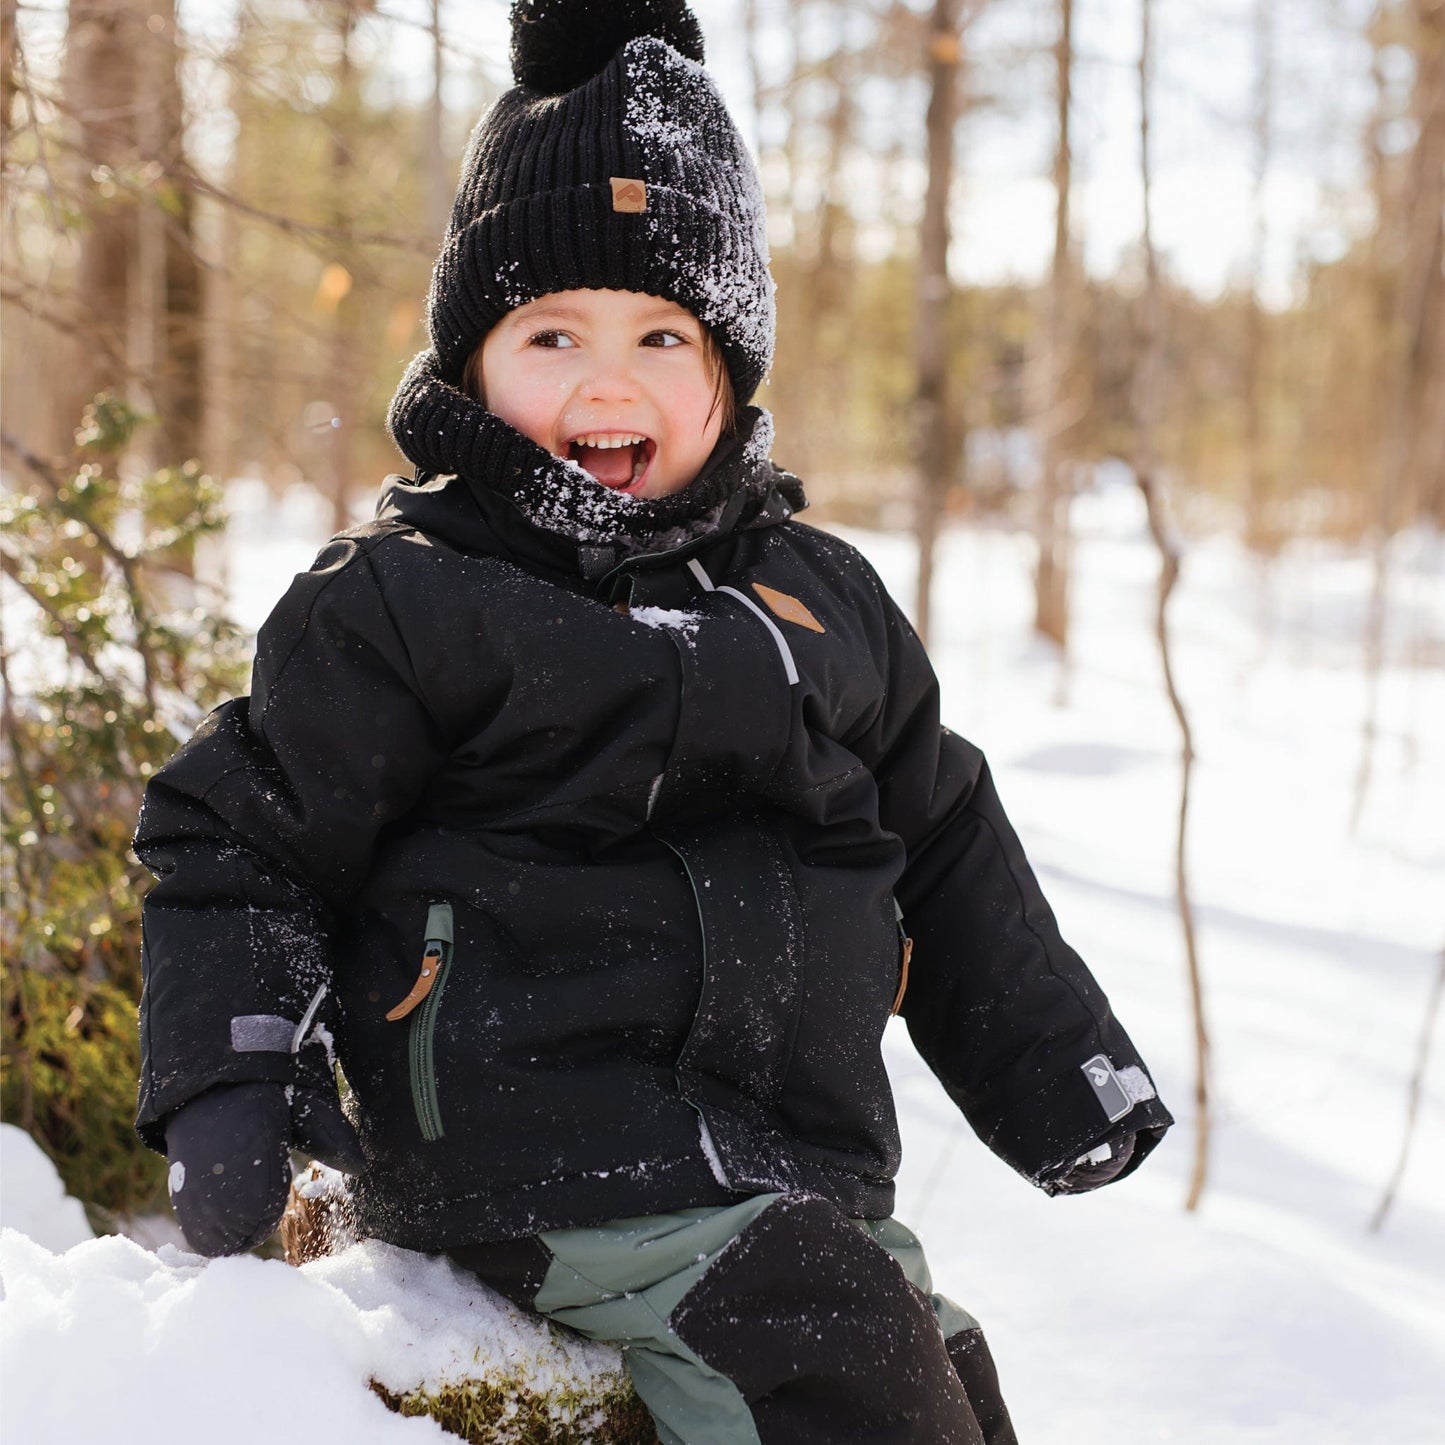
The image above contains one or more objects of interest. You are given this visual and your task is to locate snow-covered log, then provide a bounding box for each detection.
[279,1163,659,1444]
[0,1138,656,1444]
[313,1241,658,1444]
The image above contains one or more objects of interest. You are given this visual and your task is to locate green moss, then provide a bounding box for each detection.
[368,1370,660,1445]
[0,963,168,1217]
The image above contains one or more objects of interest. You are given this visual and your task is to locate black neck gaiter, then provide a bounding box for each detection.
[386,348,803,557]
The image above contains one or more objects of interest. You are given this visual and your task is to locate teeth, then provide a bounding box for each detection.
[572,433,646,449]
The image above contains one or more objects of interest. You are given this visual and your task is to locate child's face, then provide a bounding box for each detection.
[477,289,724,499]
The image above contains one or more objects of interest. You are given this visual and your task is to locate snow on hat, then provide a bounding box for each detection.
[418,0,775,405]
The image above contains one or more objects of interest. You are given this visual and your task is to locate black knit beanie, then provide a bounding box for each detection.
[409,0,774,407]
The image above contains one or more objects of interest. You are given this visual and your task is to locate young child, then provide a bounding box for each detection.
[135,3,1173,1441]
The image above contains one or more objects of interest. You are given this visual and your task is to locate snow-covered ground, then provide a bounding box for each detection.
[859,485,1445,1444]
[3,475,1442,1443]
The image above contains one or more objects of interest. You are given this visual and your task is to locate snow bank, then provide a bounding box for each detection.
[0,1136,628,1444]
[0,1227,632,1445]
[0,1124,93,1252]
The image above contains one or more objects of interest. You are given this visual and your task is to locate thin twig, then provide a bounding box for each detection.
[1370,946,1445,1232]
[11,79,437,256]
[0,283,134,377]
[1136,0,1209,1212]
[1138,475,1210,1213]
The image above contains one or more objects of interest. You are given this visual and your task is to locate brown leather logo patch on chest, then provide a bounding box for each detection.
[752,582,825,633]
[610,177,648,213]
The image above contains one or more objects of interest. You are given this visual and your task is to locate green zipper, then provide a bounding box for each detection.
[407,902,454,1142]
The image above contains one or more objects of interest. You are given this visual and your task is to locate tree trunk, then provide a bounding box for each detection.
[152,0,202,468]
[426,0,449,244]
[200,194,238,487]
[326,2,361,535]
[1352,0,1445,833]
[1400,0,1445,514]
[2,0,19,134]
[1243,0,1274,553]
[199,4,263,493]
[913,0,964,643]
[742,0,766,157]
[64,1,138,420]
[61,0,199,475]
[1034,0,1075,653]
[1135,0,1210,1213]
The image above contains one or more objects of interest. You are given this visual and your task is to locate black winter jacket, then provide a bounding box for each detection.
[135,407,1172,1249]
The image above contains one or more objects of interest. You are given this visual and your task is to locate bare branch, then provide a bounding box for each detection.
[0,552,109,683]
[1371,946,1445,1232]
[1,428,159,708]
[1135,0,1210,1214]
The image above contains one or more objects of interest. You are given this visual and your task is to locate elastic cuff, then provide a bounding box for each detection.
[135,1050,300,1154]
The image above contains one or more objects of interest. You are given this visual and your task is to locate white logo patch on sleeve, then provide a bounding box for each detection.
[1080,1053,1134,1122]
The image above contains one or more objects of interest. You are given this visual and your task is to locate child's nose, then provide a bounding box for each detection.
[578,352,640,404]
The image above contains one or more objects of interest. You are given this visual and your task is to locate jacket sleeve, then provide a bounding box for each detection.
[133,533,453,1149]
[846,583,1174,1188]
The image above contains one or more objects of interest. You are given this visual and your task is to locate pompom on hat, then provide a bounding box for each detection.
[408,0,774,409]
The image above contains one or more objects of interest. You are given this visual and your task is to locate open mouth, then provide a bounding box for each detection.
[567,432,657,493]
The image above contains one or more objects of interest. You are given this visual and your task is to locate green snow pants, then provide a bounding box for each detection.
[450,1192,1018,1445]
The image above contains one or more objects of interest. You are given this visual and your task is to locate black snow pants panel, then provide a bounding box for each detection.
[450,1192,1018,1445]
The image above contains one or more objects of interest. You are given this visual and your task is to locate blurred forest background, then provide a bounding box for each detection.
[0,0,1441,1224]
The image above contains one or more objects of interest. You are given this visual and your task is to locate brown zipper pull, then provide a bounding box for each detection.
[385,944,444,1021]
[890,937,913,1016]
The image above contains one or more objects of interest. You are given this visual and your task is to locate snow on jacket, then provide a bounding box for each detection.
[134,406,1173,1250]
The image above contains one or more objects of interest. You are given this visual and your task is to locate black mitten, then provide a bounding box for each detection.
[292,1081,366,1175]
[165,1082,293,1256]
[165,1078,364,1256]
[1041,1132,1137,1197]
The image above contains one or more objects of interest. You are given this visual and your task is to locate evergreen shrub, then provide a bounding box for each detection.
[1,397,247,1216]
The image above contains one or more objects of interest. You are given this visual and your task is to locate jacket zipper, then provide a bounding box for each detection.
[593,488,749,601]
[656,833,735,1190]
[395,902,454,1142]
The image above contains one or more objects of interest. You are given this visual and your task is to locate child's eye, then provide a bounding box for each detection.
[528,330,575,348]
[640,330,687,348]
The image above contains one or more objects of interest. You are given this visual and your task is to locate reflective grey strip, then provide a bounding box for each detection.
[686,559,799,686]
[230,1015,296,1053]
[291,983,329,1053]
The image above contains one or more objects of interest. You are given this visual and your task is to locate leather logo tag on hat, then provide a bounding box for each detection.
[752,582,825,633]
[610,177,648,213]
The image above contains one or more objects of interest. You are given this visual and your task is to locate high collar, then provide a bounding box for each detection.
[381,347,805,584]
